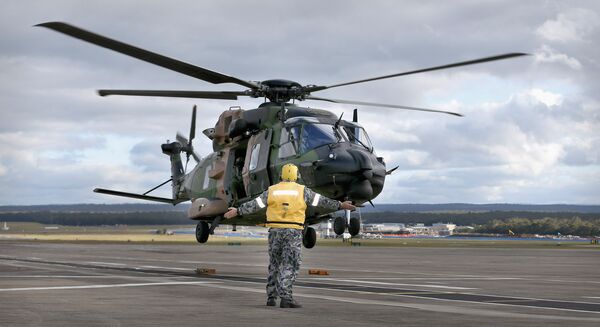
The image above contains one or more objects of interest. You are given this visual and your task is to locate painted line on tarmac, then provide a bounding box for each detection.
[138,265,192,271]
[0,275,189,279]
[321,278,478,290]
[0,281,221,292]
[199,273,600,314]
[86,261,127,266]
[303,277,521,281]
[187,282,600,322]
[6,256,600,314]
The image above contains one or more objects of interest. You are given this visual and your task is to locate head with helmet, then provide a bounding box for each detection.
[280,163,299,182]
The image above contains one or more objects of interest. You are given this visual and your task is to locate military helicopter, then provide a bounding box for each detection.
[38,22,527,248]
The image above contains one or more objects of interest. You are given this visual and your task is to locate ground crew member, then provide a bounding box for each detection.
[224,163,355,308]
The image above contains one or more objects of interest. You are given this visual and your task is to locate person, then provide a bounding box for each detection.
[224,163,355,308]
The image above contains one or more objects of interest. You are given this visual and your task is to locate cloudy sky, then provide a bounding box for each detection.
[1,0,598,205]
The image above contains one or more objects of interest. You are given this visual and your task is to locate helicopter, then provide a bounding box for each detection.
[37,22,527,248]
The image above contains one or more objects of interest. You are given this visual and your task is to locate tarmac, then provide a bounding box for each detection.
[1,240,599,326]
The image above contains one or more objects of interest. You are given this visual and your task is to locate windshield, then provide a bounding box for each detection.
[290,123,347,154]
[343,125,373,151]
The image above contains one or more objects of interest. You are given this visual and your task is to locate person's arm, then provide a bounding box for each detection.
[224,190,269,219]
[304,188,356,211]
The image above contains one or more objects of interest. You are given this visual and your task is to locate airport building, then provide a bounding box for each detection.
[315,219,458,237]
[431,223,457,236]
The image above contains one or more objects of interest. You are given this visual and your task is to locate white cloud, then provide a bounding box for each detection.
[1,1,599,205]
[536,8,600,43]
[533,45,582,70]
[526,88,564,107]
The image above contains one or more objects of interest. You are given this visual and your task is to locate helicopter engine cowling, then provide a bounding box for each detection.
[228,118,248,138]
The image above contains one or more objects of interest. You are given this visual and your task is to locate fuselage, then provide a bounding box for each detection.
[176,102,387,225]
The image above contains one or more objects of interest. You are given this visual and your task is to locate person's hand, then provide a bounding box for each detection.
[340,201,356,211]
[224,207,238,219]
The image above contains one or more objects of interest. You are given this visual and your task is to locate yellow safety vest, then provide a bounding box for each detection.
[266,182,306,229]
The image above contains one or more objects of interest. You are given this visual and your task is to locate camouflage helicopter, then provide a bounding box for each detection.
[38,22,527,248]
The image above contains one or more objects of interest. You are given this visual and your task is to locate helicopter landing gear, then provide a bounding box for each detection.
[195,221,209,243]
[303,226,317,249]
[333,210,361,237]
[333,216,346,235]
[348,217,361,237]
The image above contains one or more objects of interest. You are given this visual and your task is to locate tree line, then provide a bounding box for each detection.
[0,211,190,226]
[474,217,600,236]
[2,210,599,236]
[358,211,599,225]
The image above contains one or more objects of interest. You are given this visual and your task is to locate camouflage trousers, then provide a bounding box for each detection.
[267,228,302,301]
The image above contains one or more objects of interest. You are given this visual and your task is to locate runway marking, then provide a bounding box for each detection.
[322,278,478,290]
[0,275,188,279]
[138,265,191,271]
[197,273,600,314]
[86,261,126,266]
[21,254,598,285]
[541,279,600,285]
[4,256,600,314]
[187,282,600,322]
[0,281,221,292]
[304,277,521,281]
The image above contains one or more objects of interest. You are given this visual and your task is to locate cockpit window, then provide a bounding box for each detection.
[297,123,347,154]
[343,125,373,152]
[278,127,296,158]
[280,123,348,156]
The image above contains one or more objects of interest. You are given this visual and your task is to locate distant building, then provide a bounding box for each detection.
[410,224,431,235]
[431,223,457,236]
[362,223,405,233]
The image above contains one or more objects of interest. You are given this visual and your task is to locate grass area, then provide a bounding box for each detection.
[328,238,597,249]
[1,222,598,249]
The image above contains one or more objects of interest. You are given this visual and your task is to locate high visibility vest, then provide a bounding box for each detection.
[266,182,306,229]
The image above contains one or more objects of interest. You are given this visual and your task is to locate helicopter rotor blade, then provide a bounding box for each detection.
[305,53,529,92]
[36,22,257,89]
[189,105,197,143]
[305,95,463,117]
[97,89,247,100]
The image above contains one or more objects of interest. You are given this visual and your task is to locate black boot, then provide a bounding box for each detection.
[280,299,302,308]
[266,297,277,306]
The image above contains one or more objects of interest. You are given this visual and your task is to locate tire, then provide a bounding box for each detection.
[348,217,360,236]
[333,216,346,235]
[195,221,210,243]
[303,227,317,249]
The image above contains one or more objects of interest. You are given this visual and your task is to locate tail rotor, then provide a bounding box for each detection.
[176,105,201,172]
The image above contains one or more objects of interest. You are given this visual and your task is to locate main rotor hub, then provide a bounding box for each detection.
[256,79,306,103]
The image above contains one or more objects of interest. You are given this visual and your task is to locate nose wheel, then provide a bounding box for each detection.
[333,210,361,237]
[195,221,210,243]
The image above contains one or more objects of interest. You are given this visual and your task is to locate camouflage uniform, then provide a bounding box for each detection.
[266,228,302,300]
[238,187,340,302]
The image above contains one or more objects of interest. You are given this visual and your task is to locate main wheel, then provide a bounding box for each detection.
[195,221,210,243]
[348,217,361,236]
[303,227,317,249]
[333,216,346,235]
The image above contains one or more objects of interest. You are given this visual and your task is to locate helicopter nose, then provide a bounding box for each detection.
[305,145,386,203]
[346,148,385,202]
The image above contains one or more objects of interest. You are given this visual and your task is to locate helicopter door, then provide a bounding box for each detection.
[242,129,272,196]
